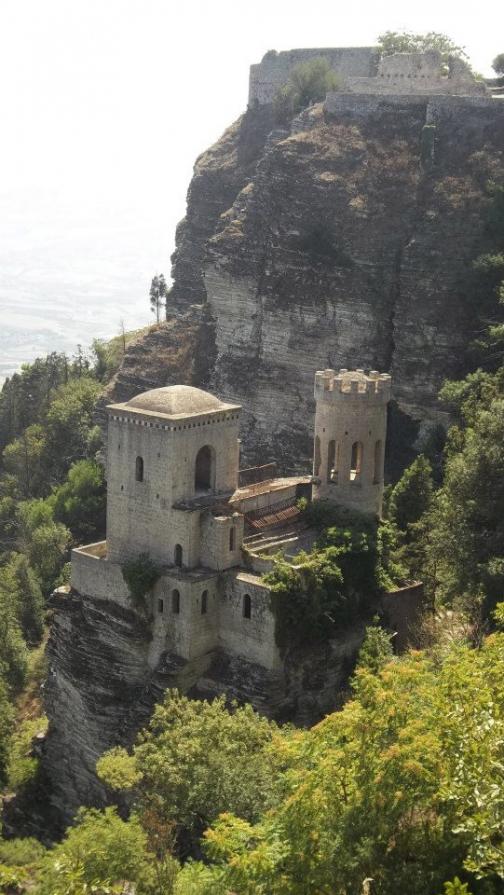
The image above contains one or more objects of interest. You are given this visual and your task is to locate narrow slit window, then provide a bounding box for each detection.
[172,589,180,614]
[174,544,183,567]
[314,435,321,477]
[373,439,383,484]
[243,593,251,619]
[157,598,164,614]
[201,590,208,615]
[327,440,337,483]
[350,442,363,481]
[135,456,144,482]
[229,527,235,551]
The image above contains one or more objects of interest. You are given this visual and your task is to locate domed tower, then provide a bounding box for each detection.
[312,369,391,516]
[105,385,242,566]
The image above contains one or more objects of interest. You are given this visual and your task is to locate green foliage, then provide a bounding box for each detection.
[51,459,106,542]
[427,388,504,617]
[17,499,70,595]
[37,807,158,895]
[2,425,47,498]
[388,454,434,531]
[0,677,14,785]
[377,31,469,67]
[43,376,102,483]
[0,836,45,867]
[0,554,45,644]
[149,274,169,323]
[99,691,283,850]
[492,54,504,75]
[273,57,341,122]
[196,635,504,894]
[354,618,394,676]
[7,715,48,790]
[121,553,160,610]
[96,746,143,790]
[441,880,473,895]
[0,599,28,694]
[266,509,403,648]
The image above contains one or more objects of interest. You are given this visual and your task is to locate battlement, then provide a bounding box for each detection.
[314,368,392,401]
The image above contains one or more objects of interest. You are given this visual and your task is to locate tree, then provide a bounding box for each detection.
[0,677,14,786]
[492,53,504,75]
[188,634,504,895]
[2,424,47,498]
[354,619,394,676]
[36,807,168,895]
[3,553,45,644]
[52,458,106,542]
[149,274,168,324]
[377,31,469,67]
[427,381,504,618]
[97,691,283,851]
[274,57,341,122]
[388,455,434,533]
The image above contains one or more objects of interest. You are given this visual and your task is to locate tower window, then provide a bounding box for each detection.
[229,527,235,551]
[373,439,383,484]
[350,442,363,481]
[327,440,339,483]
[157,598,164,614]
[135,456,144,482]
[195,445,215,492]
[243,593,251,619]
[174,544,183,567]
[172,589,180,614]
[314,435,321,477]
[201,590,208,615]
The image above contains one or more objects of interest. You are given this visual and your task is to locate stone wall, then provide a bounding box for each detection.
[345,50,487,97]
[248,47,379,105]
[106,409,240,566]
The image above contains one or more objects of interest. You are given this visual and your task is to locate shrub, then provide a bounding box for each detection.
[273,57,341,122]
[121,554,160,610]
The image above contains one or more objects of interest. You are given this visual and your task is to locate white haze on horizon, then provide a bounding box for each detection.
[0,0,502,382]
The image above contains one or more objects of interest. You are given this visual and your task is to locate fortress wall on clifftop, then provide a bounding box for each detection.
[248,47,379,105]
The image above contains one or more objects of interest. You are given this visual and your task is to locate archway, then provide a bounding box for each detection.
[195,445,215,492]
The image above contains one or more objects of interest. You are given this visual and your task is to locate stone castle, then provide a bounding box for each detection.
[248,46,488,106]
[70,369,394,683]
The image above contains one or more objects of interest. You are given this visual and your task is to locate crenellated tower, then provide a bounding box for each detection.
[312,368,391,516]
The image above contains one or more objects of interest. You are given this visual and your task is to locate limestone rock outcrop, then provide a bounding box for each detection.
[168,92,504,473]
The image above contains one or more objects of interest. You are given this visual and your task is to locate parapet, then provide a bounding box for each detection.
[314,368,392,402]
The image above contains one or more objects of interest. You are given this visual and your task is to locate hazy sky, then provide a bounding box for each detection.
[0,0,502,377]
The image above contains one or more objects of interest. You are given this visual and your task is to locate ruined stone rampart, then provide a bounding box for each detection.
[345,50,487,97]
[248,46,379,105]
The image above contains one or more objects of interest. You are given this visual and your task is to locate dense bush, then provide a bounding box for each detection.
[273,57,341,122]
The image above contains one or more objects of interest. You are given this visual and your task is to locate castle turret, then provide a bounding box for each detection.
[312,368,391,516]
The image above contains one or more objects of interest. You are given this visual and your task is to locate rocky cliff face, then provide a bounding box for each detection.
[166,93,504,473]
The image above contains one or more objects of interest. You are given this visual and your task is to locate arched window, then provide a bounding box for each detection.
[243,593,251,619]
[201,590,208,615]
[195,445,215,492]
[135,456,144,482]
[172,589,180,614]
[350,442,363,481]
[373,439,383,484]
[229,527,235,552]
[157,598,164,614]
[174,544,183,568]
[314,435,321,477]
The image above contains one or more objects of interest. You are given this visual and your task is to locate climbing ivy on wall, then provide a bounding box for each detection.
[121,553,160,612]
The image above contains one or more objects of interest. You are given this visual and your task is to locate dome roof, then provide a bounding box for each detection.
[125,385,227,418]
